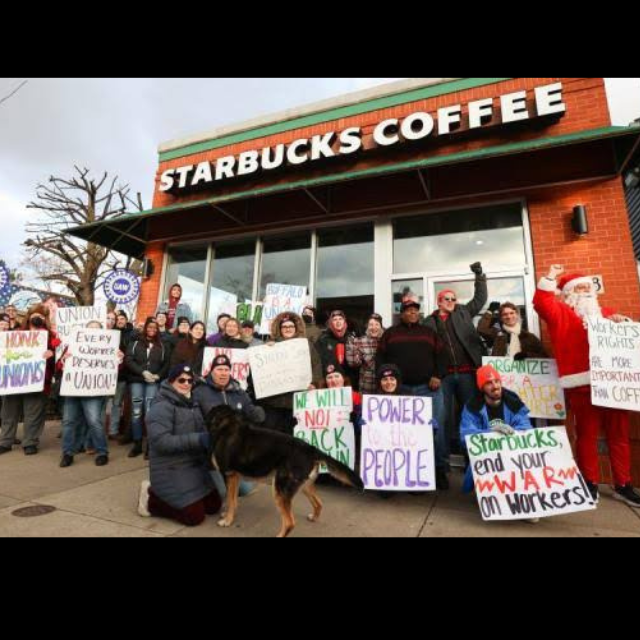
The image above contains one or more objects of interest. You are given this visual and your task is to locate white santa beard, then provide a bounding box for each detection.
[565,292,602,322]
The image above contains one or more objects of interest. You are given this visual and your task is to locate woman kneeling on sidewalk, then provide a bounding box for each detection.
[137,363,222,527]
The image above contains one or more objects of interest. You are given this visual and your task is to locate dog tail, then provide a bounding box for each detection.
[318,454,364,491]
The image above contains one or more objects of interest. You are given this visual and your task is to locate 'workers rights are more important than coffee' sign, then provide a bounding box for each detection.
[587,317,640,411]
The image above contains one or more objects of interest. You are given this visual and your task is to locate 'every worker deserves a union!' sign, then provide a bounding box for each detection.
[360,394,435,491]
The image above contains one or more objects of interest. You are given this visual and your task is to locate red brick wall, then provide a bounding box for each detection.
[137,242,165,322]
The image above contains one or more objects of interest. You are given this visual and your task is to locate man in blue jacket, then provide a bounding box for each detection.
[460,364,533,497]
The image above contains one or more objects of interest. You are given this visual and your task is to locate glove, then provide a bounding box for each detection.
[142,370,155,384]
[490,421,515,436]
[470,262,483,276]
[488,301,501,314]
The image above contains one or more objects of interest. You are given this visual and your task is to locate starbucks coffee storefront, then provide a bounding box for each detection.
[70,77,640,482]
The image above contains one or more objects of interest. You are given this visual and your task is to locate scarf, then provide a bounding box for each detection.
[503,323,522,358]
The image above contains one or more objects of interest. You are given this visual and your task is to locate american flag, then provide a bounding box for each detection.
[0,284,18,307]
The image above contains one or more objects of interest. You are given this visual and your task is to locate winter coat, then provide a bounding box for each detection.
[154,300,194,327]
[125,338,171,383]
[424,274,488,370]
[460,388,532,492]
[169,336,206,374]
[477,312,549,359]
[193,377,265,424]
[211,335,248,350]
[146,382,215,509]
[260,311,322,410]
[316,327,359,389]
[346,334,380,394]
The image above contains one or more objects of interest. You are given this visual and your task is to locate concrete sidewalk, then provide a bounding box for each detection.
[1,422,639,537]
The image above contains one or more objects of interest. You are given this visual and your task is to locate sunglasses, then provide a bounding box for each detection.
[442,297,457,302]
[176,377,194,385]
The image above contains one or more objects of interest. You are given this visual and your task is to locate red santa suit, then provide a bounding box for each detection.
[533,274,631,486]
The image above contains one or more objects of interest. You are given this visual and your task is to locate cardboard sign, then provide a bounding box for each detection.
[0,331,48,395]
[55,306,107,358]
[60,328,120,397]
[465,427,596,521]
[208,287,238,328]
[248,338,312,399]
[588,317,640,411]
[202,347,251,390]
[360,395,435,492]
[259,283,307,335]
[294,388,355,472]
[482,357,566,419]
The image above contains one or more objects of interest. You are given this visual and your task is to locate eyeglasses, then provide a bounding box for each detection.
[281,324,296,330]
[176,377,194,385]
[442,297,457,303]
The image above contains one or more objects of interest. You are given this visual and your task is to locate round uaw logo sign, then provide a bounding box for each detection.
[0,263,10,294]
[103,269,140,305]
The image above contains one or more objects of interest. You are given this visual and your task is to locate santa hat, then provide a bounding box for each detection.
[476,365,501,390]
[557,273,593,295]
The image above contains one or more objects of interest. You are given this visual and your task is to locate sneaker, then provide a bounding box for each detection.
[586,481,599,503]
[59,454,74,468]
[436,468,450,491]
[613,484,640,508]
[0,446,12,455]
[95,455,109,467]
[23,446,38,456]
[137,480,151,517]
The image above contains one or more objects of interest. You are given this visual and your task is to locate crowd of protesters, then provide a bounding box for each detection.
[2,259,640,529]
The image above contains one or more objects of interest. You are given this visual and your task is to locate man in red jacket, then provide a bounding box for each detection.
[533,264,640,507]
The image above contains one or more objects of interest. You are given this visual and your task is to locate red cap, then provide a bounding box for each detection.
[477,365,501,390]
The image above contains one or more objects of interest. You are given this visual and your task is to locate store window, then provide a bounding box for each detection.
[164,245,208,322]
[315,224,374,330]
[259,233,311,298]
[393,203,526,274]
[206,240,255,333]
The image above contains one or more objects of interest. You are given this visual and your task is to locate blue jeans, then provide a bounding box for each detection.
[403,383,446,469]
[108,381,128,436]
[441,372,477,467]
[62,397,108,456]
[210,471,256,498]
[130,382,158,441]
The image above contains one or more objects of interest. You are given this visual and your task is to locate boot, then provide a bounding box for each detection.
[128,441,143,458]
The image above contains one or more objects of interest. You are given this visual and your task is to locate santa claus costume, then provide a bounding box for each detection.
[533,272,640,506]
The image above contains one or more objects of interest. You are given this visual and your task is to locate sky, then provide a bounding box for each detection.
[1,77,639,279]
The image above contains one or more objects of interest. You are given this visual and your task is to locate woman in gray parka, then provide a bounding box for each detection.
[137,363,221,527]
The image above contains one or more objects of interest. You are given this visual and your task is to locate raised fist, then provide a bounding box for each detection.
[548,265,564,279]
[470,262,483,275]
[488,301,501,314]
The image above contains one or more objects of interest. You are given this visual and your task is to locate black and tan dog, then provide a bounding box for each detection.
[205,405,364,538]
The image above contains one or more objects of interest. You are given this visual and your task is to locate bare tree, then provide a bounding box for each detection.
[0,80,28,107]
[24,166,144,305]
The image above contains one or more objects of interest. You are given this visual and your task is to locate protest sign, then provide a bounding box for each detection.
[0,330,48,395]
[360,394,435,491]
[465,426,596,521]
[587,317,640,411]
[60,328,120,397]
[236,301,263,327]
[202,347,251,390]
[482,357,566,419]
[55,306,107,358]
[259,284,307,334]
[248,338,312,399]
[294,387,355,472]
